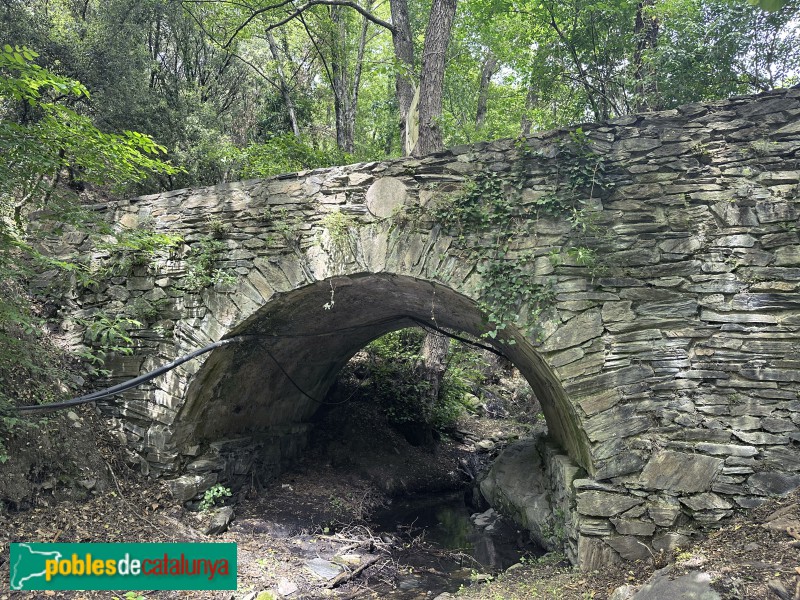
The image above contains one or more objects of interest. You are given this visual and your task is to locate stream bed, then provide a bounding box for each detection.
[366,491,542,598]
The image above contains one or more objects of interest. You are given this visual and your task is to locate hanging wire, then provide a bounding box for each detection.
[16,318,507,414]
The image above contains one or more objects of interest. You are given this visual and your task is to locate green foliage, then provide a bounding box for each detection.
[477,256,555,341]
[0,46,179,235]
[239,135,348,179]
[200,484,232,511]
[205,215,231,238]
[320,211,357,252]
[112,591,146,600]
[749,0,789,9]
[359,329,487,430]
[0,280,73,462]
[439,342,490,417]
[183,238,237,291]
[75,313,142,372]
[363,328,430,426]
[266,208,304,247]
[432,171,513,235]
[0,46,183,463]
[97,226,183,276]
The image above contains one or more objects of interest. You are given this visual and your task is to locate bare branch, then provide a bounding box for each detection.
[184,0,396,48]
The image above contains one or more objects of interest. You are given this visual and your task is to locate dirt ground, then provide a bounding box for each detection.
[1,396,799,599]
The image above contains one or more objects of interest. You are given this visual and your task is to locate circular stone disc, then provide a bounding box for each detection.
[365,177,408,218]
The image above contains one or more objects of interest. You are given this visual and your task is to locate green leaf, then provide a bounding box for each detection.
[755,0,786,10]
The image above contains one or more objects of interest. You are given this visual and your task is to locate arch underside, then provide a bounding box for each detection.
[174,273,592,472]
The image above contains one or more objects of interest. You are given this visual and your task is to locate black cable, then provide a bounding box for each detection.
[17,336,249,413]
[16,317,508,414]
[404,316,507,357]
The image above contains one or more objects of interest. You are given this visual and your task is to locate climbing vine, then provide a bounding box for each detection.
[183,237,237,291]
[429,128,612,341]
[96,224,183,277]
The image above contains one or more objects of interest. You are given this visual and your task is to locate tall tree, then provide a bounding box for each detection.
[389,0,416,151]
[475,49,498,129]
[412,0,458,155]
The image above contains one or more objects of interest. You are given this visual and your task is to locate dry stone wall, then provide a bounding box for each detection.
[43,87,800,568]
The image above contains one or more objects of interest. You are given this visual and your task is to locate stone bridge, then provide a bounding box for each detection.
[46,87,800,567]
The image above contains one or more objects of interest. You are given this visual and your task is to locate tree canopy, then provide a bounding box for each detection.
[1,0,796,190]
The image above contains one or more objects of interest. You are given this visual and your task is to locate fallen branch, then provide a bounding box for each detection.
[326,554,381,589]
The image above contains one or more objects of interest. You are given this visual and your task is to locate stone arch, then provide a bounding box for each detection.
[172,273,591,472]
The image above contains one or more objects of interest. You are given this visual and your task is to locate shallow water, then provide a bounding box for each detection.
[366,491,542,598]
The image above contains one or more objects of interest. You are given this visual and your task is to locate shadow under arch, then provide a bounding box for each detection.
[173,273,592,472]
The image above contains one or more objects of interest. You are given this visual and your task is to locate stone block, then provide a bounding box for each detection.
[577,491,643,517]
[578,535,621,571]
[694,443,758,457]
[748,472,800,496]
[606,535,652,561]
[167,473,217,503]
[567,365,655,398]
[579,517,614,536]
[639,450,723,493]
[679,492,733,511]
[649,499,681,527]
[610,518,656,536]
[540,308,603,352]
[584,404,651,443]
[733,431,789,445]
[365,177,408,217]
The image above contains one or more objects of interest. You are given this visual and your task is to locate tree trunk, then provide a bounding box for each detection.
[404,329,449,446]
[412,0,457,156]
[475,49,497,129]
[329,4,354,153]
[520,81,539,135]
[266,30,301,138]
[349,4,371,148]
[389,0,415,153]
[633,0,659,112]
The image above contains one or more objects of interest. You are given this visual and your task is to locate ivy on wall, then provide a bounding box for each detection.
[429,130,612,342]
